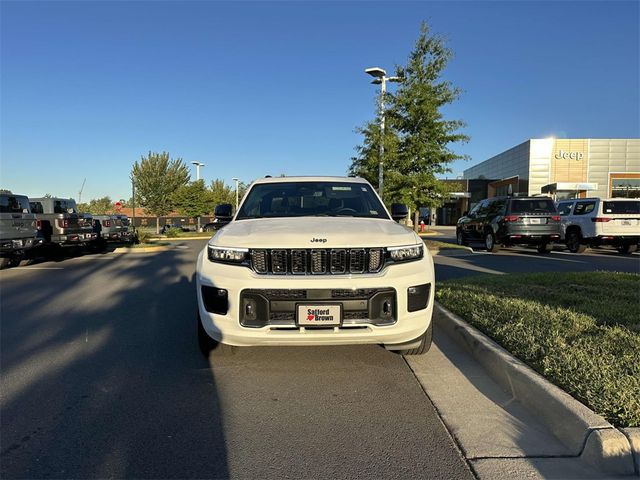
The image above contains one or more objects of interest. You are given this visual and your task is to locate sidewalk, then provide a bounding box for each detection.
[406,307,633,479]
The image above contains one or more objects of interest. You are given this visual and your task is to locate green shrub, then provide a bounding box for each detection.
[136,229,151,244]
[165,227,180,238]
[437,272,640,428]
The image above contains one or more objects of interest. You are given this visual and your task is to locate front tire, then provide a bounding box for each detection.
[566,231,587,254]
[484,230,500,253]
[537,243,552,254]
[394,322,433,356]
[456,229,468,246]
[616,244,637,254]
[197,309,235,357]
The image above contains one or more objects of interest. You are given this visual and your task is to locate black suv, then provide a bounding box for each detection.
[456,196,561,253]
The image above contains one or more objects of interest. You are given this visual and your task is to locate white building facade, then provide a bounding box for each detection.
[463,138,640,200]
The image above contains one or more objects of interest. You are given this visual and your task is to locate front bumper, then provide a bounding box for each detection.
[196,247,435,347]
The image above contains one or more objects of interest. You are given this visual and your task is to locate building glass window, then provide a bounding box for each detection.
[611,179,640,198]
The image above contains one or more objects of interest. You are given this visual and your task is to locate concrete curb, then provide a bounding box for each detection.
[434,302,637,476]
[623,428,640,475]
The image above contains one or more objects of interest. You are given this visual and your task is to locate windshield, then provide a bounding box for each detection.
[509,199,556,214]
[603,200,640,215]
[236,181,389,220]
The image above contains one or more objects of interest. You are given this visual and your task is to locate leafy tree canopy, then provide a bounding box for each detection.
[172,180,216,218]
[77,196,114,215]
[349,22,469,220]
[131,151,190,232]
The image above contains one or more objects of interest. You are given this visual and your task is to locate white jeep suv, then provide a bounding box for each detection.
[196,176,435,355]
[557,197,640,254]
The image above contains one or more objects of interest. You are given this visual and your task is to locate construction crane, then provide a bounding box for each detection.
[78,178,86,204]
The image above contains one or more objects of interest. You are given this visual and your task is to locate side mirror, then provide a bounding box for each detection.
[390,203,408,222]
[214,203,233,221]
[462,211,469,217]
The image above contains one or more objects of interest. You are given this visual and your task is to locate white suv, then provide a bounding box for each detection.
[557,198,640,254]
[195,176,435,355]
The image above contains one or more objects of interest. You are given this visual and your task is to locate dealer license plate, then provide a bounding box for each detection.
[297,304,342,326]
[528,218,541,224]
[12,239,22,248]
[621,220,632,226]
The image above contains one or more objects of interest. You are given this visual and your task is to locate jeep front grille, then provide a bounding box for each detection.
[250,248,385,275]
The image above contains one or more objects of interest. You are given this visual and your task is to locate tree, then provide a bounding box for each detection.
[172,180,215,218]
[350,22,469,229]
[77,196,114,214]
[130,151,190,233]
[0,189,12,194]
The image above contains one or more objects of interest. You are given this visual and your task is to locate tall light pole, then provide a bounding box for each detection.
[232,177,240,211]
[365,67,401,199]
[191,161,205,231]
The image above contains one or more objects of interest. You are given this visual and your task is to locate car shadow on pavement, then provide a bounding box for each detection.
[0,249,230,479]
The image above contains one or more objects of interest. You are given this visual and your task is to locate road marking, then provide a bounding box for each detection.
[11,267,64,270]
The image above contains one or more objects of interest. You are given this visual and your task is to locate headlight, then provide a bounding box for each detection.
[387,244,424,262]
[208,246,249,263]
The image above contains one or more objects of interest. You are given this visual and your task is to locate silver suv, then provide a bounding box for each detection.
[557,198,640,254]
[0,193,38,268]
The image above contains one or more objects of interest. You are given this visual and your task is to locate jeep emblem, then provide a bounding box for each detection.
[310,238,327,243]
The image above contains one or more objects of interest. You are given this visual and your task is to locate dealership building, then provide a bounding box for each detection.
[435,138,640,224]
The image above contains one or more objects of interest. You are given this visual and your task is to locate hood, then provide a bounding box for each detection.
[209,217,420,249]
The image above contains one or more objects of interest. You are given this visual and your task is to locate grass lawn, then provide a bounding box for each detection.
[436,271,640,428]
[423,239,470,251]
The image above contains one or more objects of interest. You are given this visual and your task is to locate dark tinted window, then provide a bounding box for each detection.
[557,202,573,216]
[0,195,30,213]
[488,199,507,216]
[53,199,77,214]
[573,201,596,215]
[476,200,490,216]
[509,199,556,214]
[603,201,640,215]
[30,202,44,214]
[236,182,388,219]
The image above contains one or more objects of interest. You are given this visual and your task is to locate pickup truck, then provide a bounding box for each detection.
[0,193,38,268]
[29,197,93,250]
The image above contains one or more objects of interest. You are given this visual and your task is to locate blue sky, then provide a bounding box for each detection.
[1,0,638,202]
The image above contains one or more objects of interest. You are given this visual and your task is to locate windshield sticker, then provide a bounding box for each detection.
[332,186,352,191]
[361,187,368,192]
[370,210,378,215]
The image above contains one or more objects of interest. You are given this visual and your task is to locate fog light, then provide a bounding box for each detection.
[201,286,228,315]
[408,283,430,312]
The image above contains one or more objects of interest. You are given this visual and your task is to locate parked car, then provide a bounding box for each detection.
[200,207,233,232]
[29,197,91,250]
[556,198,640,254]
[0,193,38,268]
[92,215,123,242]
[196,176,435,356]
[113,214,135,243]
[456,196,561,253]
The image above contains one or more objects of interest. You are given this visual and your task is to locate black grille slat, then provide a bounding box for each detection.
[330,249,346,273]
[271,249,287,274]
[252,250,268,273]
[250,248,385,275]
[349,249,366,273]
[311,249,327,274]
[291,249,307,274]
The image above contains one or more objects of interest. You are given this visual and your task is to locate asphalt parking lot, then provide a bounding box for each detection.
[1,238,638,479]
[0,241,472,479]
